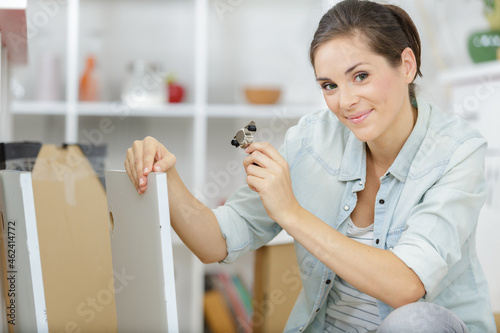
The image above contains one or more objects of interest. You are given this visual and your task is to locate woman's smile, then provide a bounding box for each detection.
[346,109,374,124]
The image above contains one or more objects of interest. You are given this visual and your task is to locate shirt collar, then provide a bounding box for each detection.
[388,97,429,182]
[338,96,430,183]
[338,133,366,182]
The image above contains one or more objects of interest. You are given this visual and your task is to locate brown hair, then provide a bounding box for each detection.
[310,0,423,102]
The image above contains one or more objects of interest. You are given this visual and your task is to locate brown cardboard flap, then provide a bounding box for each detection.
[32,145,117,332]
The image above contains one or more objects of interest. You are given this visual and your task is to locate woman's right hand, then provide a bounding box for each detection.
[124,136,177,194]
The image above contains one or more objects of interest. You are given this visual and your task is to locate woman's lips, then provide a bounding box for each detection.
[347,109,373,124]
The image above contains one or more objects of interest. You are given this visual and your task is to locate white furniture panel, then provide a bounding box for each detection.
[0,171,47,333]
[105,170,178,333]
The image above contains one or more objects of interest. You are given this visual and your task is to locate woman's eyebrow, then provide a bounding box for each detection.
[344,62,365,75]
[315,62,367,81]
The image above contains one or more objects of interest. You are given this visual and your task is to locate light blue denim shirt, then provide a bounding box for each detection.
[212,97,495,332]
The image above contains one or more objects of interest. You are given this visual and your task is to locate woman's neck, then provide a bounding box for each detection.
[366,104,417,176]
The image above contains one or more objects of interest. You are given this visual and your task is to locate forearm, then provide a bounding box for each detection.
[166,168,228,263]
[283,207,425,308]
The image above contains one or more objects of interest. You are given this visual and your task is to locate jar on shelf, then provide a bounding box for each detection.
[121,60,168,107]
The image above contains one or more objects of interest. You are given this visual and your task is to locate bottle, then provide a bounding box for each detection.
[79,55,99,101]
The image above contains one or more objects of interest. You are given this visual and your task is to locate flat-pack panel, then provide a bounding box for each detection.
[0,171,47,332]
[105,171,178,333]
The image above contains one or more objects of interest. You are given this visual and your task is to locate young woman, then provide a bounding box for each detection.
[124,0,495,331]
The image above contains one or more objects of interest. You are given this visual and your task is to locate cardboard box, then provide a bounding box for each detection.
[77,143,107,188]
[32,144,117,331]
[0,142,42,172]
[0,144,117,332]
[253,243,302,333]
[1,141,107,188]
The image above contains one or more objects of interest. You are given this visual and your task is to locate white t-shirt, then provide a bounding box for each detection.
[324,217,381,333]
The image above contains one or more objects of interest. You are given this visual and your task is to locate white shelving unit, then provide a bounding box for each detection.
[9,0,327,331]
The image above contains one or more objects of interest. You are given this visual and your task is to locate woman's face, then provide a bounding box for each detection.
[314,35,416,146]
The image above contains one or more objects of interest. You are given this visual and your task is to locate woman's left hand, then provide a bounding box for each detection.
[243,142,301,224]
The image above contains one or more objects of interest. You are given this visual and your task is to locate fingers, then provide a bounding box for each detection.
[124,136,176,194]
[125,148,138,189]
[152,147,176,173]
[131,139,146,188]
[125,147,139,190]
[141,138,155,176]
[246,174,262,193]
[244,161,267,179]
[244,142,285,191]
[243,142,286,172]
[243,150,268,170]
[245,142,283,163]
[142,136,161,175]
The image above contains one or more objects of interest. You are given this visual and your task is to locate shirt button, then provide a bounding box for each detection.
[344,205,349,211]
[359,180,364,186]
[326,279,331,284]
[375,239,380,244]
[389,247,394,251]
[299,327,304,332]
[379,199,385,204]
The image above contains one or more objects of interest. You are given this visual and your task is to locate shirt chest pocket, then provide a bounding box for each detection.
[385,227,405,251]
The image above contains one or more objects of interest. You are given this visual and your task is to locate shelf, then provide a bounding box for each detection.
[12,101,322,119]
[12,101,196,117]
[438,61,500,86]
[206,104,321,119]
[0,0,27,64]
[77,102,196,117]
[12,101,67,115]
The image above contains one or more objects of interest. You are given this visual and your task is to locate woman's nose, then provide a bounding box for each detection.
[338,85,359,111]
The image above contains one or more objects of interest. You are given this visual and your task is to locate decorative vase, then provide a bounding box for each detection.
[467,0,500,63]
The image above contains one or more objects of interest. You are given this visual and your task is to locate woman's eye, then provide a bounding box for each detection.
[355,73,368,82]
[322,83,337,90]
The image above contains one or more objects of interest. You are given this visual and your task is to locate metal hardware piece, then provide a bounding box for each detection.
[231,121,257,149]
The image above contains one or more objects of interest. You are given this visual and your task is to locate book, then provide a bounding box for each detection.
[218,272,251,333]
[205,272,252,333]
[204,275,237,333]
[232,275,252,317]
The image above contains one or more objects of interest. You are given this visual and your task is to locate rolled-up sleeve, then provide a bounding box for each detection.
[392,137,488,298]
[212,184,282,263]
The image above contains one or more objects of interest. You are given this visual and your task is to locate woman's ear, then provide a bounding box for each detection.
[401,47,417,84]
